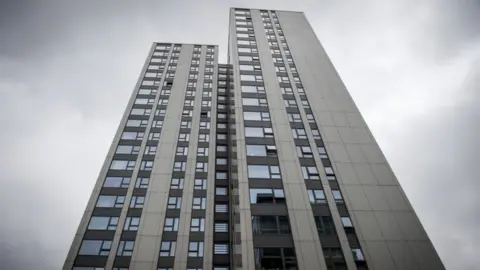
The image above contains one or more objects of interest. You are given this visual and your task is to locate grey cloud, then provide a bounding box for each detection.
[0,1,478,269]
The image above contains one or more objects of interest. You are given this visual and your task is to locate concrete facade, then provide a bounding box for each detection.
[63,8,445,270]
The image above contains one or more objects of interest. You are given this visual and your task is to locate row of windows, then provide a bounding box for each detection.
[158,241,228,258]
[74,267,228,270]
[77,239,229,258]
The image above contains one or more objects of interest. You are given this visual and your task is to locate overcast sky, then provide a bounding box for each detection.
[0,0,478,269]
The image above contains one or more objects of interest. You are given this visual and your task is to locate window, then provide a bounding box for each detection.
[117,241,134,256]
[191,218,205,232]
[314,216,336,235]
[241,75,263,82]
[135,177,149,188]
[88,216,119,230]
[103,177,130,188]
[192,197,206,209]
[245,127,274,138]
[311,129,321,139]
[141,81,158,87]
[301,100,310,108]
[159,241,176,256]
[204,82,213,88]
[110,160,136,170]
[201,100,212,107]
[302,166,320,180]
[195,162,208,172]
[158,99,169,106]
[161,89,171,95]
[252,216,290,234]
[131,108,152,116]
[288,113,302,123]
[176,146,189,156]
[317,147,328,158]
[199,121,211,129]
[188,242,204,257]
[140,160,154,171]
[144,146,157,155]
[216,145,227,152]
[171,178,184,189]
[121,131,144,140]
[179,133,190,142]
[217,134,227,140]
[332,190,344,203]
[216,158,228,165]
[217,123,227,129]
[341,217,353,228]
[202,91,212,97]
[254,247,297,269]
[247,165,281,179]
[292,128,307,139]
[277,76,289,83]
[216,187,228,195]
[237,33,249,39]
[275,66,287,72]
[184,100,195,107]
[284,99,297,108]
[130,196,145,208]
[241,85,265,93]
[215,204,228,213]
[197,147,209,156]
[183,110,193,117]
[96,195,125,208]
[198,134,209,142]
[156,109,166,116]
[124,217,140,231]
[78,240,111,256]
[126,119,148,127]
[250,188,285,204]
[215,222,228,233]
[173,161,186,171]
[214,244,229,255]
[308,189,326,204]
[240,65,254,71]
[296,146,313,158]
[323,247,344,261]
[306,114,315,123]
[194,179,207,190]
[152,120,163,128]
[216,172,227,180]
[164,217,179,231]
[246,145,277,156]
[352,248,365,261]
[325,167,335,176]
[243,111,270,121]
[272,57,284,63]
[167,197,182,209]
[281,87,293,94]
[148,132,160,141]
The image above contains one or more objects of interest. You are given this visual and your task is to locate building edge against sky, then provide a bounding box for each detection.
[63,7,445,270]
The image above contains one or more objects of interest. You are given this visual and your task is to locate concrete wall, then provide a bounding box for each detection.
[277,10,445,270]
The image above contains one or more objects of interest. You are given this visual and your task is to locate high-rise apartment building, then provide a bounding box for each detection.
[63,8,445,270]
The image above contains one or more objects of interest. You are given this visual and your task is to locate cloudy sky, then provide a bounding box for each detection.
[0,0,478,269]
